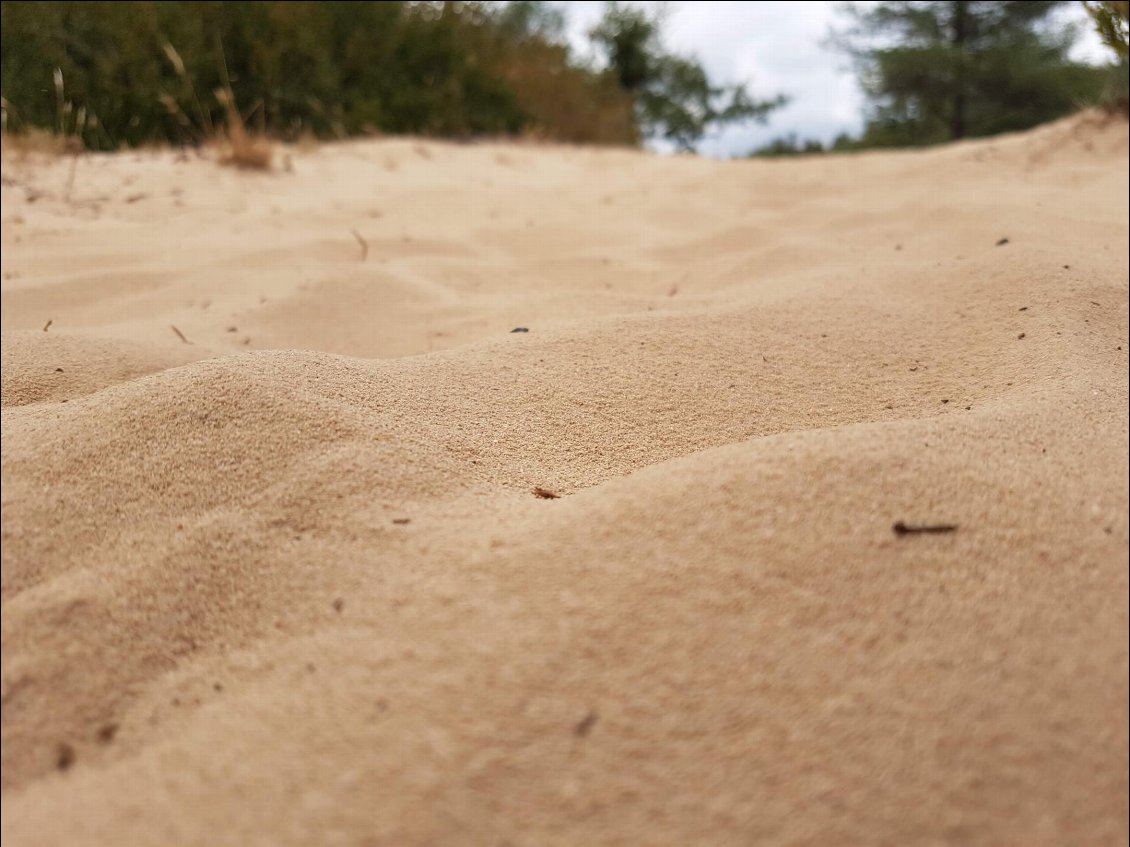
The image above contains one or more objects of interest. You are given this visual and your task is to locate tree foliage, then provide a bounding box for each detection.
[1084,0,1129,60]
[1083,0,1129,112]
[589,3,785,150]
[834,1,1113,147]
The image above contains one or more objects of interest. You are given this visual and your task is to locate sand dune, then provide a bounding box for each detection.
[1,113,1127,846]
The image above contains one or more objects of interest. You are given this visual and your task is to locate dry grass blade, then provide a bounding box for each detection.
[216,89,272,171]
[169,325,191,344]
[351,229,369,261]
[159,93,204,145]
[163,42,213,137]
[162,43,187,78]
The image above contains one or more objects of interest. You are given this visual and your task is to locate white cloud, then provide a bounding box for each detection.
[557,0,865,155]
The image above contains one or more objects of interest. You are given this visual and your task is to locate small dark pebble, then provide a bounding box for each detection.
[965,406,971,410]
[96,723,119,744]
[225,326,238,333]
[510,327,529,333]
[1018,306,1028,311]
[995,237,1009,246]
[392,517,411,525]
[941,399,950,404]
[574,710,598,737]
[332,598,345,613]
[55,367,64,372]
[56,742,76,770]
[1063,264,1070,269]
[1018,332,1026,339]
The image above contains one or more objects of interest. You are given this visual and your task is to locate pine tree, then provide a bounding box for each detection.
[835,1,1111,146]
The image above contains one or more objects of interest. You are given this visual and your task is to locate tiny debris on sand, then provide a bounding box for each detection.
[351,228,369,262]
[55,743,75,771]
[892,521,959,536]
[574,710,599,737]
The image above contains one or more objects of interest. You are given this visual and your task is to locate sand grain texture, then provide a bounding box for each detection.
[1,114,1128,846]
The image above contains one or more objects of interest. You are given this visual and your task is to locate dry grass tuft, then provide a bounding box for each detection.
[0,129,82,158]
[215,89,273,171]
[2,84,87,159]
[159,43,272,170]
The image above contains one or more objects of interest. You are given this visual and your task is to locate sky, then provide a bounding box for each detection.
[553,1,1111,158]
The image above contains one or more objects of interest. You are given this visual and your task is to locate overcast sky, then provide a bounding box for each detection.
[554,1,1110,158]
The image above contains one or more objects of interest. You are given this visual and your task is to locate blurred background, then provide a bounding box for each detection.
[1,0,1127,159]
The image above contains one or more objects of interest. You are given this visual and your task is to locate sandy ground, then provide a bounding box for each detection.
[1,113,1127,846]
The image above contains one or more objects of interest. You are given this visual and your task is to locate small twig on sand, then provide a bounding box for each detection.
[532,487,560,500]
[351,229,369,262]
[64,154,79,202]
[43,319,53,332]
[170,325,192,344]
[892,521,958,536]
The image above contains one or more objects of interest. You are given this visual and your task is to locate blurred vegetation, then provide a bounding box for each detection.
[1084,0,1129,59]
[749,133,861,158]
[0,0,783,152]
[751,0,1125,158]
[1083,1,1129,111]
[831,0,1123,148]
[1,1,554,149]
[588,3,785,150]
[2,1,1120,157]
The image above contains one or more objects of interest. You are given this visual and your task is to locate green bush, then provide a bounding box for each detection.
[0,1,636,150]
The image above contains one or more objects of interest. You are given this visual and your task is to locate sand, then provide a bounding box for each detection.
[1,113,1127,846]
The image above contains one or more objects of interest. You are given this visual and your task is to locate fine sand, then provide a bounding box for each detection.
[1,113,1127,846]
